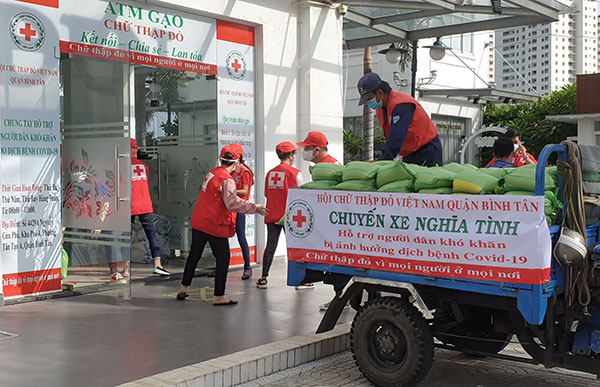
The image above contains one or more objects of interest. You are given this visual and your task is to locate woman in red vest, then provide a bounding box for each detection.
[130,139,169,278]
[256,142,303,289]
[229,143,255,280]
[177,145,267,305]
[357,72,443,166]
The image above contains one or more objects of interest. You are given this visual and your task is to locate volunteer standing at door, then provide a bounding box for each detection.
[130,138,170,277]
[177,145,267,305]
[356,72,442,166]
[230,143,254,280]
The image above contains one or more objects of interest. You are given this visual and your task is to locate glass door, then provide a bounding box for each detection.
[60,54,132,296]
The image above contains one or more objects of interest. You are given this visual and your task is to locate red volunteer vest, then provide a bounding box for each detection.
[319,154,339,164]
[265,163,301,224]
[191,167,237,238]
[231,163,253,200]
[376,90,438,156]
[131,158,153,216]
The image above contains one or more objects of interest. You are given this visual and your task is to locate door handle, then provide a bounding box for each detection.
[115,144,130,211]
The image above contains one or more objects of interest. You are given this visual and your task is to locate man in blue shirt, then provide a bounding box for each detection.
[487,137,516,168]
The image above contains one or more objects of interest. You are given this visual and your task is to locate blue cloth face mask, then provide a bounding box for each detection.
[367,97,382,110]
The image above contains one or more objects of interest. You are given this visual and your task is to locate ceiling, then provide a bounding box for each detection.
[316,0,574,49]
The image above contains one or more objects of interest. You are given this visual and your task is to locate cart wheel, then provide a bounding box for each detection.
[350,296,433,387]
[436,308,512,355]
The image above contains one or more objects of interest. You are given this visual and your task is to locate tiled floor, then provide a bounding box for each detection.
[0,260,353,387]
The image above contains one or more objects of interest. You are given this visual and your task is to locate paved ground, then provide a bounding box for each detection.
[0,260,352,387]
[241,344,600,387]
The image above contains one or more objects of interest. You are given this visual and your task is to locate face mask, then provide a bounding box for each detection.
[367,96,382,110]
[514,144,519,151]
[302,149,314,162]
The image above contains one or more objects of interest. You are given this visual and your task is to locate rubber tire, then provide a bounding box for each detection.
[437,309,511,354]
[350,296,433,387]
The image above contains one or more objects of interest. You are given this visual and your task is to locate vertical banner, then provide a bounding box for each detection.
[216,20,256,265]
[0,1,62,298]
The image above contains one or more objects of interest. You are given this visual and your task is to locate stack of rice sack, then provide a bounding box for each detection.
[497,164,562,224]
[334,161,380,191]
[375,160,417,192]
[302,163,344,189]
[450,163,506,195]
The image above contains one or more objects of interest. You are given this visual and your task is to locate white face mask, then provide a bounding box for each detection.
[514,144,519,152]
[302,149,314,162]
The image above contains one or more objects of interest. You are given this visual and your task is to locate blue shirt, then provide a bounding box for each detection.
[487,160,515,168]
[379,103,415,160]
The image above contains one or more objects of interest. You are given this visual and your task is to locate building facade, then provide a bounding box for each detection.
[495,0,598,94]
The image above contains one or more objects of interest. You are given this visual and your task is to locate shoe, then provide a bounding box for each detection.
[295,283,314,290]
[153,266,170,276]
[110,272,126,283]
[213,298,238,306]
[176,292,189,300]
[256,278,268,289]
[241,270,251,280]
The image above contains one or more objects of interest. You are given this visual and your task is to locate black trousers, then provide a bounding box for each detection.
[182,229,230,296]
[261,223,283,277]
[404,135,443,167]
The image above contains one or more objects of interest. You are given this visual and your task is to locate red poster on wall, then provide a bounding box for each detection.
[15,0,58,8]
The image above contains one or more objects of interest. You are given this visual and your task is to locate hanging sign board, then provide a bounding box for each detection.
[286,189,552,285]
[0,0,62,298]
[59,0,217,73]
[216,20,257,265]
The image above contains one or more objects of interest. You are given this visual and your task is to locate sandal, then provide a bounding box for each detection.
[256,278,268,289]
[176,292,189,300]
[213,298,238,306]
[295,283,314,290]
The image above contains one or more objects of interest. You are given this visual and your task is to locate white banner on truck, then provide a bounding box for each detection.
[285,189,552,285]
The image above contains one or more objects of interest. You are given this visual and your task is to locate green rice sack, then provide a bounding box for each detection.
[453,171,499,194]
[479,167,510,179]
[377,180,414,193]
[375,161,417,188]
[342,161,381,181]
[414,167,455,190]
[334,179,377,191]
[309,163,344,182]
[418,187,454,194]
[442,162,478,174]
[373,160,395,166]
[302,180,339,190]
[503,167,555,192]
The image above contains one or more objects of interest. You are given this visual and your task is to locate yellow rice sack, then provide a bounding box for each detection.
[453,171,499,194]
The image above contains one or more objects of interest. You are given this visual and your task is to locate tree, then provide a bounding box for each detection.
[483,84,577,158]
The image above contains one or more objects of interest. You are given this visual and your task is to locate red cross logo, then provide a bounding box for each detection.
[133,165,145,176]
[270,173,282,186]
[292,210,307,228]
[20,23,37,41]
[231,58,241,73]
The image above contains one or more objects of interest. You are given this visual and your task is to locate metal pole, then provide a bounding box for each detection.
[362,46,374,161]
[411,40,418,98]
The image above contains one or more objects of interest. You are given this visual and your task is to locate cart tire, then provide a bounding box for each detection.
[350,296,433,387]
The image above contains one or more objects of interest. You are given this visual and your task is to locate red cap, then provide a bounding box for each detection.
[297,131,328,147]
[220,145,240,161]
[230,143,244,156]
[130,138,138,148]
[276,141,300,153]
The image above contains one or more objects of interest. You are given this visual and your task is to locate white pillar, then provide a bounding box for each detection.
[296,0,345,172]
[577,118,595,145]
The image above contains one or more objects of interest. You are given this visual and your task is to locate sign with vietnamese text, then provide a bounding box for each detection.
[286,190,552,284]
[58,0,217,73]
[0,1,62,298]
